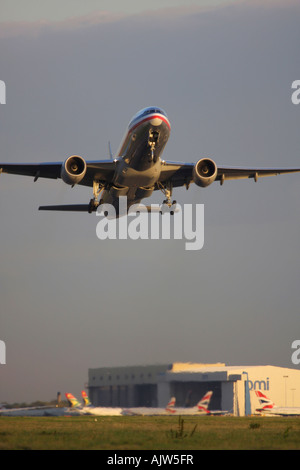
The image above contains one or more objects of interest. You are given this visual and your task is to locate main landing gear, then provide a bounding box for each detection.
[88,180,104,213]
[158,181,177,213]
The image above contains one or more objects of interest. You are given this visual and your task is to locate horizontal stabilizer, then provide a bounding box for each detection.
[38,204,180,214]
[39,204,94,212]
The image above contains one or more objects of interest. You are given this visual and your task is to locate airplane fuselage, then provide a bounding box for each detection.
[257,406,300,416]
[101,107,171,210]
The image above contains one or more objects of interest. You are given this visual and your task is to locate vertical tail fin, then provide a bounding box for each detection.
[65,393,81,409]
[108,141,113,159]
[197,391,213,413]
[81,390,92,407]
[165,397,176,413]
[255,391,275,410]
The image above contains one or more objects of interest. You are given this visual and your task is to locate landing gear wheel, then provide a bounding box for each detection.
[88,199,98,213]
[160,203,170,214]
[158,181,174,209]
[170,200,177,215]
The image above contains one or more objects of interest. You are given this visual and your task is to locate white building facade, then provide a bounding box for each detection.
[88,362,300,416]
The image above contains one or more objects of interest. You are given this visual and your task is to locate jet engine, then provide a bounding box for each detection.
[61,155,87,185]
[192,158,217,187]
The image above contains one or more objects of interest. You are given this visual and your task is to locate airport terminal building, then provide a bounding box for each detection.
[87,362,300,415]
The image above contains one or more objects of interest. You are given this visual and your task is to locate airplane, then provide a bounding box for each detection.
[0,404,65,417]
[0,106,300,217]
[122,396,177,416]
[255,391,300,416]
[79,391,176,416]
[122,392,213,416]
[81,390,123,415]
[165,396,176,413]
[65,392,83,410]
[165,391,213,415]
[81,390,92,407]
[65,392,123,416]
[0,397,81,417]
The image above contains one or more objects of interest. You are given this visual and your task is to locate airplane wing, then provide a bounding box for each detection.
[1,160,300,188]
[0,160,115,186]
[2,158,300,198]
[158,161,300,188]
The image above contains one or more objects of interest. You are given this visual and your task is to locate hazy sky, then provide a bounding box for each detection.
[0,0,227,21]
[0,0,300,403]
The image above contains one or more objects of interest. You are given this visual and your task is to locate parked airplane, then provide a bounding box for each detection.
[0,399,81,417]
[81,390,92,407]
[0,404,61,417]
[165,397,176,413]
[166,391,213,415]
[122,397,177,416]
[65,392,123,416]
[255,391,300,416]
[65,392,83,410]
[1,106,300,216]
[123,392,213,416]
[0,392,120,417]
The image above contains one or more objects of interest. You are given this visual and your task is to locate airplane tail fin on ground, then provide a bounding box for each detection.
[81,390,92,407]
[197,391,213,413]
[165,397,176,413]
[65,393,81,408]
[255,391,275,410]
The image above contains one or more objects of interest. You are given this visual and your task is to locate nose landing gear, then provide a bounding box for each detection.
[148,129,160,161]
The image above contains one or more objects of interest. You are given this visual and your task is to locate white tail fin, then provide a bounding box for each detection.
[255,391,275,410]
[166,397,176,413]
[108,142,113,159]
[197,391,213,413]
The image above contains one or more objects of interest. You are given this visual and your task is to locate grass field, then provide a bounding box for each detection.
[0,415,300,450]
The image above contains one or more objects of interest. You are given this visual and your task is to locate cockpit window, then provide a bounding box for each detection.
[141,107,167,117]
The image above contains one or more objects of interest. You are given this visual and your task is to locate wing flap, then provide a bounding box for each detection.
[0,162,62,180]
[0,160,116,187]
[158,161,300,188]
[217,166,300,183]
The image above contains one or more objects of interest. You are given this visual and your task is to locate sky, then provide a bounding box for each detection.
[0,0,227,21]
[0,0,300,404]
